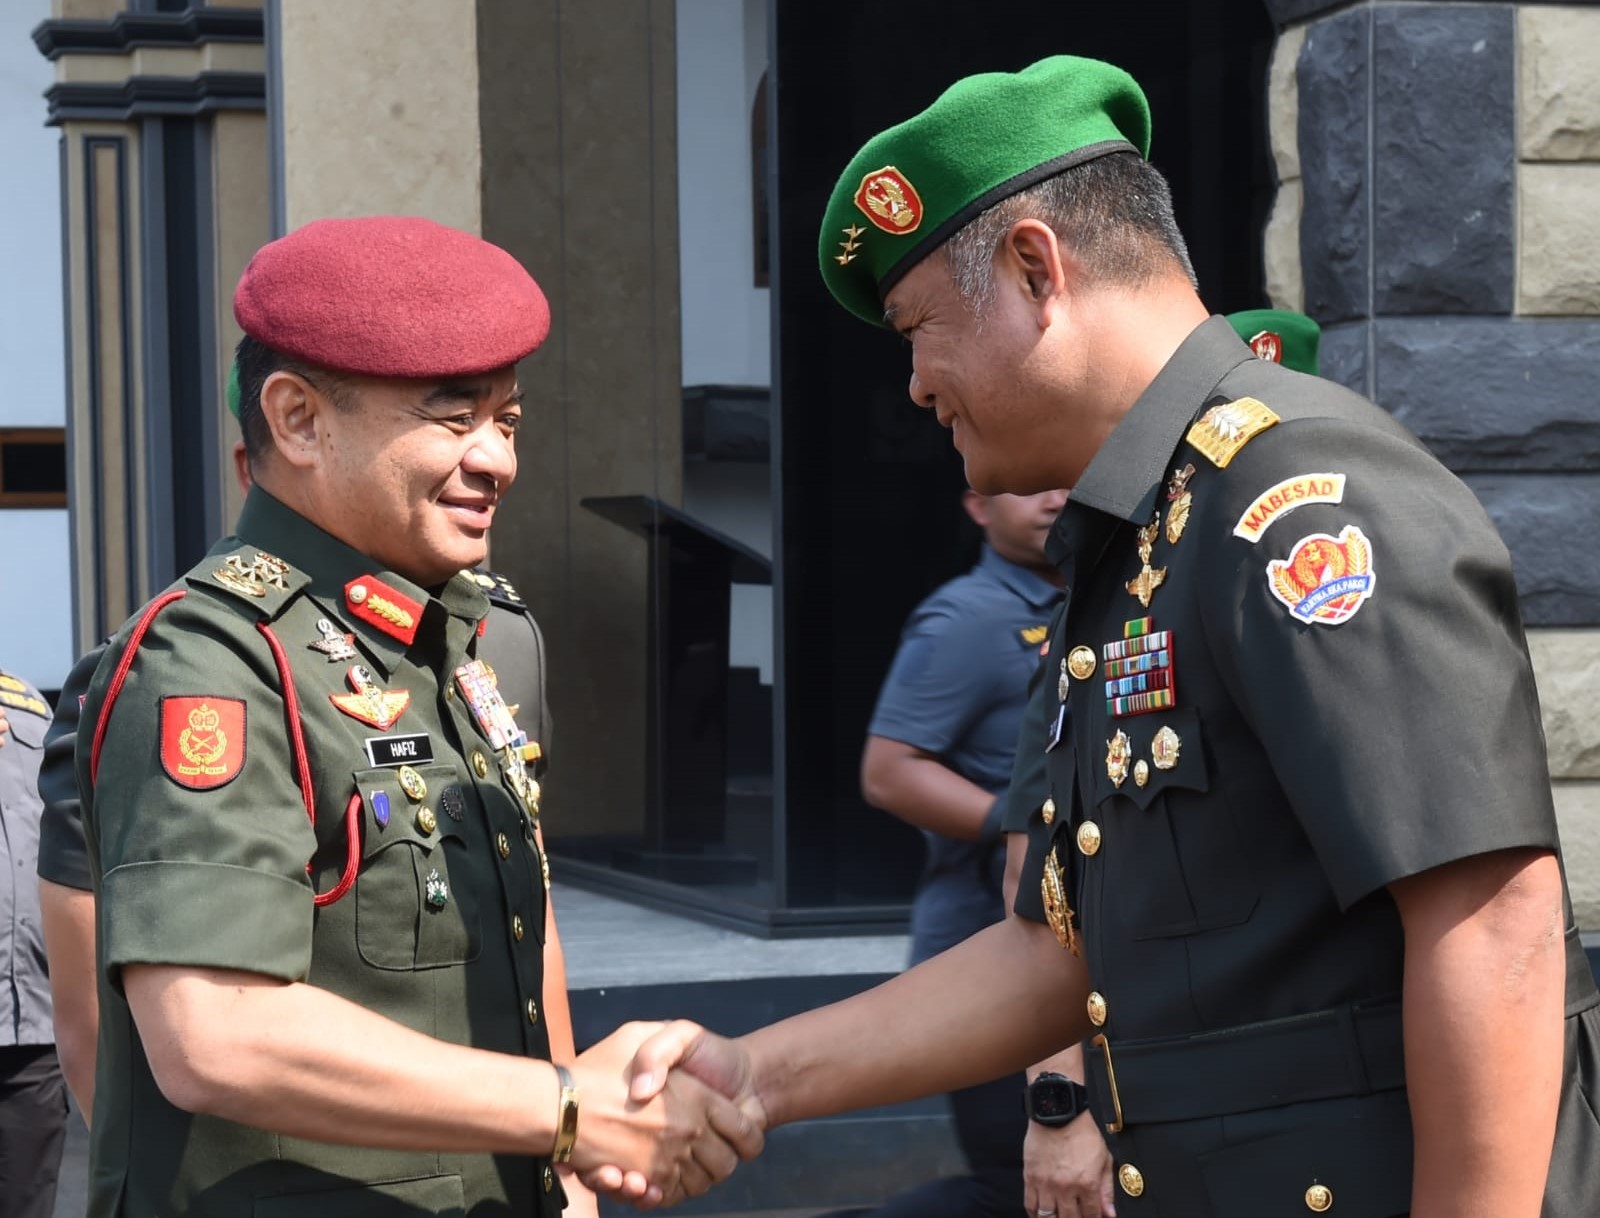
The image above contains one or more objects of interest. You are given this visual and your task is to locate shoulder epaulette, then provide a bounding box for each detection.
[473,567,528,612]
[186,544,310,617]
[0,672,49,718]
[1185,397,1281,469]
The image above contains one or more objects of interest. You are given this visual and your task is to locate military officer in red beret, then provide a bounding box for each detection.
[71,216,761,1218]
[616,56,1599,1218]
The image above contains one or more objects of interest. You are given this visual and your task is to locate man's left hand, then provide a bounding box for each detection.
[1025,1111,1116,1218]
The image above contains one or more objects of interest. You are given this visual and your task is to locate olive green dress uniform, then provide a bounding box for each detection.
[1012,316,1600,1217]
[75,487,563,1218]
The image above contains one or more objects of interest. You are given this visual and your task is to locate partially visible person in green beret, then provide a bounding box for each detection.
[1225,307,1320,377]
[616,53,1598,1218]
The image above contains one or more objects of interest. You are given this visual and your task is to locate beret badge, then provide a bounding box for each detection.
[854,166,924,235]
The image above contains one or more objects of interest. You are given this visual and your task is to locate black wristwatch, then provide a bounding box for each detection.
[1024,1072,1090,1127]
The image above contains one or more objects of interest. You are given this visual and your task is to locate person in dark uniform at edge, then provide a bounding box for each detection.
[994,308,1337,1218]
[602,55,1600,1218]
[35,364,602,1217]
[846,486,1065,1218]
[0,667,68,1218]
[57,217,762,1218]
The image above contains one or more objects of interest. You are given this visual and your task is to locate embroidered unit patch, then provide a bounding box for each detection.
[160,696,246,789]
[1266,525,1376,626]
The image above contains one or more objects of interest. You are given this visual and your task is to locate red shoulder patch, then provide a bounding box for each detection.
[160,696,247,790]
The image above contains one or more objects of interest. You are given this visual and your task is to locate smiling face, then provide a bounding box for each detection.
[884,227,1100,496]
[258,366,522,586]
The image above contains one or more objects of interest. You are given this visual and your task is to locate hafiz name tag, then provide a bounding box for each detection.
[365,733,435,768]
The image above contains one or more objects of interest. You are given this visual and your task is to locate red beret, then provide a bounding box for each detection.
[233,216,550,378]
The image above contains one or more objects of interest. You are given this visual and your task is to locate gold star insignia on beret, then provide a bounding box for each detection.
[836,224,867,265]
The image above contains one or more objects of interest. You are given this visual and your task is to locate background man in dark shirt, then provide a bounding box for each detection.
[860,488,1064,1218]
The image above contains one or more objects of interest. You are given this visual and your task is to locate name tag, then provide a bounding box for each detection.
[1046,704,1068,753]
[365,733,434,768]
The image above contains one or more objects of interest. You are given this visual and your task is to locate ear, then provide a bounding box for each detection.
[257,370,328,471]
[961,488,990,528]
[231,439,252,494]
[999,219,1074,326]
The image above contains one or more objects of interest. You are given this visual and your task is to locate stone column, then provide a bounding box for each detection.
[269,0,682,839]
[37,1,269,650]
[1263,1,1600,928]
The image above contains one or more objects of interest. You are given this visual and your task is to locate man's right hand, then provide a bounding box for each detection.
[1025,1110,1116,1218]
[570,1022,764,1208]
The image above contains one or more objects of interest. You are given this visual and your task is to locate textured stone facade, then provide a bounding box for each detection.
[1267,3,1600,926]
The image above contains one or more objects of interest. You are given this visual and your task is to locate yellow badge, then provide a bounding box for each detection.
[1125,513,1167,609]
[1186,397,1281,469]
[1165,463,1196,545]
[212,550,291,599]
[1106,730,1132,788]
[0,690,49,717]
[0,675,27,694]
[1041,849,1079,955]
[1152,725,1182,770]
[1232,472,1346,543]
[835,223,866,266]
[1020,624,1049,647]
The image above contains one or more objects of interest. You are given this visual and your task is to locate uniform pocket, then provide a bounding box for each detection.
[353,764,481,971]
[254,1172,464,1217]
[1199,1097,1412,1217]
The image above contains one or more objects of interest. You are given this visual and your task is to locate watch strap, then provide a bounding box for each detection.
[552,1064,581,1163]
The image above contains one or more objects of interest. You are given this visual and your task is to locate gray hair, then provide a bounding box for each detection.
[942,152,1197,320]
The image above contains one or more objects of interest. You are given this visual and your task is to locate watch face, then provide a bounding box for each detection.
[1030,1079,1081,1123]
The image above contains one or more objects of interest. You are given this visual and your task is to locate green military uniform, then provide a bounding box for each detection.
[76,488,562,1217]
[1011,317,1600,1216]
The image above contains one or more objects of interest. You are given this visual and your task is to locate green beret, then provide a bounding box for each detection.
[1225,308,1321,377]
[226,358,241,418]
[818,55,1152,326]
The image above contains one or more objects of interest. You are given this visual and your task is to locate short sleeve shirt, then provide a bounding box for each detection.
[868,545,1060,960]
[0,668,54,1045]
[75,488,562,1218]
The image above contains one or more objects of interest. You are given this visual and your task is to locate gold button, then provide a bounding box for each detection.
[513,914,525,941]
[1067,645,1097,681]
[1118,1164,1145,1198]
[415,807,437,835]
[526,997,538,1025]
[348,583,368,605]
[1305,1184,1333,1212]
[543,1167,554,1193]
[445,684,455,701]
[497,832,511,858]
[1077,820,1102,856]
[1134,759,1150,788]
[472,751,489,778]
[1087,992,1107,1026]
[398,765,427,802]
[1041,797,1056,825]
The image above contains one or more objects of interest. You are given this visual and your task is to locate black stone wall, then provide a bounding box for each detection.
[1279,1,1600,626]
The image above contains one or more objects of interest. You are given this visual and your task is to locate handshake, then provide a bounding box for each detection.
[559,1020,763,1209]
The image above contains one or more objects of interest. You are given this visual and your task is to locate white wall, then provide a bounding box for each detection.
[0,1,72,689]
[676,0,770,389]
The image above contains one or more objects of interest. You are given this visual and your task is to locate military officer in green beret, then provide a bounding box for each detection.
[615,56,1599,1218]
[70,216,761,1218]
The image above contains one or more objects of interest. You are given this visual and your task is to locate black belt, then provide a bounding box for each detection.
[1087,929,1600,1131]
[1085,1001,1406,1130]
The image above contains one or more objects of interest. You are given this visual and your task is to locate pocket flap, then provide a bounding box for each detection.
[1093,706,1208,811]
[353,763,464,858]
[1199,1100,1412,1217]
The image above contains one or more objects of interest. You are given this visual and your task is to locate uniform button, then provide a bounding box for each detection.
[1134,759,1150,788]
[513,914,525,941]
[526,997,539,1024]
[415,807,437,835]
[1118,1164,1145,1197]
[1087,992,1107,1026]
[348,583,368,605]
[472,751,489,778]
[445,684,456,701]
[497,832,511,858]
[1041,797,1056,826]
[1077,821,1102,856]
[1305,1184,1333,1212]
[543,1167,555,1193]
[1067,645,1097,681]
